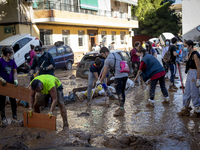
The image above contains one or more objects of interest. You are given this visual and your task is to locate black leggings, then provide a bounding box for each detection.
[114,77,128,107]
[0,95,17,120]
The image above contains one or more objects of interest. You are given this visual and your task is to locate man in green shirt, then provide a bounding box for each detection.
[28,75,68,130]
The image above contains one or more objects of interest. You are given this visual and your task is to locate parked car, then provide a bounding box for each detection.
[153,47,163,65]
[76,50,133,79]
[0,34,42,67]
[159,32,175,45]
[42,44,74,70]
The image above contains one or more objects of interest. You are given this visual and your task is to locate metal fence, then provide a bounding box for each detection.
[35,2,137,20]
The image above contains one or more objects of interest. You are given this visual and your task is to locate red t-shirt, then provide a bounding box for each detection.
[131,48,140,62]
[139,61,165,80]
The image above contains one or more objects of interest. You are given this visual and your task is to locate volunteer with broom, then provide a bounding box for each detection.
[134,46,169,107]
[177,40,200,118]
[87,57,117,102]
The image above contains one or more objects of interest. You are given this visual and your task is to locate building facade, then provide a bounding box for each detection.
[182,0,200,41]
[0,0,138,60]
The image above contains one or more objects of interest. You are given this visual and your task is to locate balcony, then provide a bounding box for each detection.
[34,2,137,21]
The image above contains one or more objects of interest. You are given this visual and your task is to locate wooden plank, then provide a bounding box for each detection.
[23,112,56,130]
[0,82,30,102]
[73,86,88,94]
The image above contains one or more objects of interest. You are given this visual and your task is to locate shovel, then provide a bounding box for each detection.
[78,66,105,117]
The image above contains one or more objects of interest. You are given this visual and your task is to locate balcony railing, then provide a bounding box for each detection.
[34,2,137,20]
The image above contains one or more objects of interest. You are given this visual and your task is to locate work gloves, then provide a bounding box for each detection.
[14,80,18,87]
[196,79,200,88]
[28,108,33,118]
[30,75,34,81]
[0,77,6,86]
[48,112,53,118]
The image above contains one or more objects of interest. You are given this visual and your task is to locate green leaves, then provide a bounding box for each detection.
[132,0,182,37]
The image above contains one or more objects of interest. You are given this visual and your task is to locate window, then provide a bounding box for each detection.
[62,30,70,46]
[78,30,85,46]
[120,31,126,44]
[101,31,107,45]
[40,29,53,45]
[19,38,31,47]
[13,42,21,53]
[111,31,116,44]
[48,47,57,57]
[65,47,72,53]
[57,47,65,56]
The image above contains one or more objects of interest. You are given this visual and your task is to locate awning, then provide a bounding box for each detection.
[33,0,38,8]
[115,0,138,6]
[80,0,98,11]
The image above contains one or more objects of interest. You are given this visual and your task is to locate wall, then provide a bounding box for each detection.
[35,24,131,52]
[182,0,200,41]
[0,0,19,23]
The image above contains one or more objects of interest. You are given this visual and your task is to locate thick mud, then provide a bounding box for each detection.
[1,65,200,150]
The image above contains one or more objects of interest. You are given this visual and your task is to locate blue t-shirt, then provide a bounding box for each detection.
[0,58,17,83]
[90,59,104,75]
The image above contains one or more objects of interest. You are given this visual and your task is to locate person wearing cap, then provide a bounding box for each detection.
[30,45,55,81]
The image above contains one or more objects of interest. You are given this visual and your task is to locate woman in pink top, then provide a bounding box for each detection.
[29,45,36,67]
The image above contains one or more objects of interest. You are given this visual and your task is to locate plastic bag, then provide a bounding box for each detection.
[126,78,134,89]
[98,89,105,96]
[108,86,116,94]
[120,61,130,73]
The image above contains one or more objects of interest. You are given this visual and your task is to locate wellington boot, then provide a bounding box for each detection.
[189,112,200,118]
[173,84,178,90]
[146,99,154,108]
[190,107,200,118]
[162,97,170,104]
[168,85,177,92]
[113,108,125,117]
[177,106,191,117]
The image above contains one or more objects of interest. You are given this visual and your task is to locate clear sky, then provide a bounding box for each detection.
[174,0,182,4]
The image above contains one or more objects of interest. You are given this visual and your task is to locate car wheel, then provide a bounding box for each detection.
[66,61,72,70]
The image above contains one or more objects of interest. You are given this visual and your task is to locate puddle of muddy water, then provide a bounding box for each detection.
[1,66,200,150]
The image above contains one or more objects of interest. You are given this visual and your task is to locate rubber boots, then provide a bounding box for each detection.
[173,83,178,90]
[162,96,170,104]
[190,107,200,118]
[177,106,192,117]
[168,83,177,92]
[146,99,154,108]
[113,107,125,117]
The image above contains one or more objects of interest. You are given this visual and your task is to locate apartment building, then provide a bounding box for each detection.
[0,0,138,54]
[182,0,200,41]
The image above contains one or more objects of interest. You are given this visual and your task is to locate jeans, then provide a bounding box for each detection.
[162,59,169,74]
[0,95,17,120]
[114,77,128,107]
[169,63,176,83]
[150,76,168,100]
[132,62,140,78]
[183,70,200,107]
[87,72,112,100]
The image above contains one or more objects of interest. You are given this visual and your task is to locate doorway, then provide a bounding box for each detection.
[87,30,98,51]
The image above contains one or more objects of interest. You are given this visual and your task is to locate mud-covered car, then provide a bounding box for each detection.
[76,50,133,79]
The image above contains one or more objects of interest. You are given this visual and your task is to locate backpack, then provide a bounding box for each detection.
[110,53,130,75]
[24,52,31,63]
[163,45,175,64]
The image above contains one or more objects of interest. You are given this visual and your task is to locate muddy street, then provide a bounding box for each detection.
[0,65,200,150]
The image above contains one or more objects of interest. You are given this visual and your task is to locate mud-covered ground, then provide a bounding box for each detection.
[1,65,200,150]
